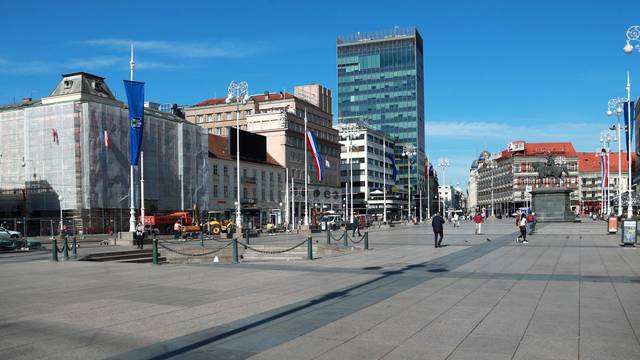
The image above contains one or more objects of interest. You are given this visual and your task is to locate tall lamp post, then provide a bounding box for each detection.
[402,145,417,222]
[607,98,627,216]
[623,25,638,218]
[487,161,497,217]
[600,130,614,215]
[341,123,360,223]
[438,158,450,215]
[225,81,250,234]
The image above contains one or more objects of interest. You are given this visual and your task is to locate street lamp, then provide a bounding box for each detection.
[600,130,615,215]
[486,161,497,217]
[438,158,450,215]
[341,123,360,224]
[623,25,640,54]
[623,25,637,218]
[226,80,250,234]
[58,195,63,236]
[607,97,627,216]
[402,145,417,222]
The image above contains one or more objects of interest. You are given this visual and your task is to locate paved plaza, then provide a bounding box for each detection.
[1,220,640,359]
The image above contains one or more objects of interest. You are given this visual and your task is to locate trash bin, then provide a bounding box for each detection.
[607,216,618,234]
[621,219,637,245]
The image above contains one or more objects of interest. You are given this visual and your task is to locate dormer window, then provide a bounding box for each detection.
[93,81,103,92]
[64,80,73,89]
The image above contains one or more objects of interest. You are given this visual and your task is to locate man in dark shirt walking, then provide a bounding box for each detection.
[432,212,445,248]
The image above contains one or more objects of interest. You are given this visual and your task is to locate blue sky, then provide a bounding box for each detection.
[1,0,639,188]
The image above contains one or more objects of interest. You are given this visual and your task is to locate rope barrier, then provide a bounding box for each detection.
[238,239,308,254]
[157,241,232,257]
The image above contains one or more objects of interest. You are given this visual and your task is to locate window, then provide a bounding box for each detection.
[234,187,237,197]
[243,169,247,178]
[245,110,251,116]
[216,113,221,121]
[277,173,282,183]
[269,172,274,182]
[224,185,229,197]
[270,190,274,201]
[213,164,218,175]
[226,112,232,120]
[262,171,266,180]
[213,184,219,197]
[243,187,248,198]
[223,166,228,177]
[252,188,257,199]
[207,114,212,122]
[262,188,266,201]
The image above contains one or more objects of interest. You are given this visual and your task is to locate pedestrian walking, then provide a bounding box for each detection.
[473,213,484,235]
[135,221,145,249]
[527,212,536,235]
[517,214,528,243]
[453,213,460,228]
[352,216,362,237]
[432,212,445,248]
[173,220,181,239]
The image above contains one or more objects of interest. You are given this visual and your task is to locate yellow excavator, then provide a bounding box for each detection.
[206,211,235,235]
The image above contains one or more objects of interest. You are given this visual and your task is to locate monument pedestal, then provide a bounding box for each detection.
[531,187,575,222]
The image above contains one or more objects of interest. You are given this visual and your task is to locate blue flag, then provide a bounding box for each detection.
[124,80,145,166]
[624,101,635,154]
[385,152,398,181]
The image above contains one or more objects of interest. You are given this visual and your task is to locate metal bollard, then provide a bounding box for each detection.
[72,236,78,259]
[51,238,58,262]
[364,231,369,250]
[307,236,313,260]
[344,228,348,247]
[200,230,204,248]
[152,236,158,265]
[63,236,69,261]
[244,229,250,245]
[326,228,331,245]
[232,239,239,264]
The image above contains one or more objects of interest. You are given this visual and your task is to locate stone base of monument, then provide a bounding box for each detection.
[531,187,576,222]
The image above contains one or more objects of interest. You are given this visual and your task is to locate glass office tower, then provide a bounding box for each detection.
[337,27,425,195]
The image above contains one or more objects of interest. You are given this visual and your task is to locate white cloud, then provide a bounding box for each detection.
[0,56,180,75]
[84,39,256,59]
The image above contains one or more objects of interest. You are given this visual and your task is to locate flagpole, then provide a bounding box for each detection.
[626,71,633,218]
[383,136,387,223]
[128,44,136,233]
[304,108,309,226]
[285,168,289,228]
[291,176,295,231]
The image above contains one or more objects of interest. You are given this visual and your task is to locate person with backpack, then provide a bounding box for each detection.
[517,213,528,243]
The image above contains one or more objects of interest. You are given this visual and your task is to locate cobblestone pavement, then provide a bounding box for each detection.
[1,219,639,359]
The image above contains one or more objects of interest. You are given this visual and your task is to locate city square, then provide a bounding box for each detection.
[2,221,640,359]
[2,1,640,359]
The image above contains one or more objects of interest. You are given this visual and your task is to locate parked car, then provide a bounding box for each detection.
[319,215,344,230]
[0,227,21,239]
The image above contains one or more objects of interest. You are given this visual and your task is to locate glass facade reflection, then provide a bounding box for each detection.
[337,27,425,191]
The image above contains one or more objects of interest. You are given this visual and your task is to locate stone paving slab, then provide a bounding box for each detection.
[1,220,640,359]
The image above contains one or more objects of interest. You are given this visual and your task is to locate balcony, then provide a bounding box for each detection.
[242,176,257,184]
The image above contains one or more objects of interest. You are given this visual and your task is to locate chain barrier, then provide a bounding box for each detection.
[238,238,308,254]
[329,231,345,242]
[157,240,232,257]
[349,233,366,244]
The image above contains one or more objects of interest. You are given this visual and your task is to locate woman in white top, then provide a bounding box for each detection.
[518,215,528,244]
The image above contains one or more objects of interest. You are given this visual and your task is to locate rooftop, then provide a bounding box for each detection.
[577,151,635,172]
[337,26,417,45]
[193,93,294,108]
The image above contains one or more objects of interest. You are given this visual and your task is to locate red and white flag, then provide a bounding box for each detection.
[601,152,608,188]
[104,129,111,148]
[51,128,58,143]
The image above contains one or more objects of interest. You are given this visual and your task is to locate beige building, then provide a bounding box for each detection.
[186,85,341,223]
[207,135,285,228]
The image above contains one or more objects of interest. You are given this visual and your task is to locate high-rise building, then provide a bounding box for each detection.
[337,26,425,194]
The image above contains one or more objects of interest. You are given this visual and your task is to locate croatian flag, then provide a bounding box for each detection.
[104,129,111,148]
[601,151,608,189]
[306,130,324,182]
